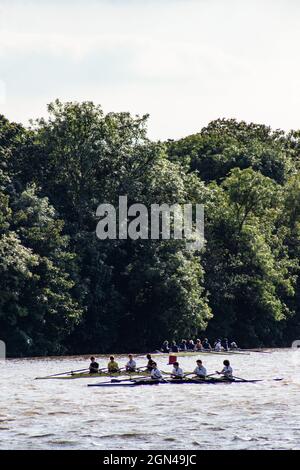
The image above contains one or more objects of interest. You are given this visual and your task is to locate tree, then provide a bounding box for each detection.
[203,168,296,346]
[167,119,292,184]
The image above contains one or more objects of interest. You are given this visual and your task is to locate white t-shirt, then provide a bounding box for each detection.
[221,365,233,377]
[215,342,223,351]
[194,365,207,376]
[151,368,162,379]
[126,359,136,369]
[171,367,184,377]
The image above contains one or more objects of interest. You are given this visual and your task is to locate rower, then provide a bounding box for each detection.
[214,339,223,352]
[146,354,155,371]
[171,361,184,379]
[195,339,203,351]
[89,356,99,374]
[161,340,170,353]
[223,338,229,351]
[202,338,212,350]
[179,339,187,351]
[186,339,195,350]
[107,356,120,373]
[126,354,136,372]
[170,341,179,353]
[230,341,238,350]
[216,360,233,379]
[193,359,207,379]
[150,362,163,380]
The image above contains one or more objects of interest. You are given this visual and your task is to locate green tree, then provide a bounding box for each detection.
[203,168,296,346]
[167,119,292,184]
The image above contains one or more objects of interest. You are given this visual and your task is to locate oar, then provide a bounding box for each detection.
[35,367,90,379]
[108,374,151,383]
[36,364,111,379]
[183,372,217,378]
[242,349,271,354]
[100,366,148,376]
[231,375,247,382]
[109,375,152,383]
[89,378,129,385]
[89,376,141,385]
[130,375,167,383]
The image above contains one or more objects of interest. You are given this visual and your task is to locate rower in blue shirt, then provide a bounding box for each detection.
[170,341,179,352]
[179,339,187,351]
[202,338,212,350]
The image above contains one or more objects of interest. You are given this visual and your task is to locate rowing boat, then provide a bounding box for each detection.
[151,350,250,357]
[36,370,152,380]
[87,377,266,388]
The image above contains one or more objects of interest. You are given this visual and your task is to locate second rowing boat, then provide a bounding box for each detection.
[87,377,269,387]
[150,350,250,357]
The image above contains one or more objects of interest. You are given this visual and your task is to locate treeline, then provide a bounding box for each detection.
[0,100,299,356]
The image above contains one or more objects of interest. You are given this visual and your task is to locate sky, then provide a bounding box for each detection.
[0,0,300,140]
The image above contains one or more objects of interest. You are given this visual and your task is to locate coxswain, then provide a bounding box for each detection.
[89,356,99,374]
[161,340,170,353]
[202,338,212,350]
[146,354,155,371]
[171,361,184,379]
[126,354,136,372]
[107,356,120,373]
[216,360,233,379]
[193,359,207,379]
[150,362,163,380]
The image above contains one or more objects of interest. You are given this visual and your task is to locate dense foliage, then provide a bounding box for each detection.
[0,103,299,356]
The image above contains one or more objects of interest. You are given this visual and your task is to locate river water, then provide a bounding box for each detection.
[0,349,299,450]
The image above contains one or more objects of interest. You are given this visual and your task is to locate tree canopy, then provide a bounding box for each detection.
[0,106,299,356]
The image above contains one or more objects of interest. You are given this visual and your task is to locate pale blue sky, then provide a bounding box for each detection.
[1,0,300,139]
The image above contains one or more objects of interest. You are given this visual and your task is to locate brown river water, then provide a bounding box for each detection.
[0,349,299,450]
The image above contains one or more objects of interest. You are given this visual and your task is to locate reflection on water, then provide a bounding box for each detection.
[0,349,299,449]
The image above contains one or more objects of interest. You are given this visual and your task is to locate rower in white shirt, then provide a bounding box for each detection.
[214,339,223,352]
[193,359,207,379]
[125,354,136,372]
[150,362,163,380]
[216,360,233,379]
[171,362,184,379]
